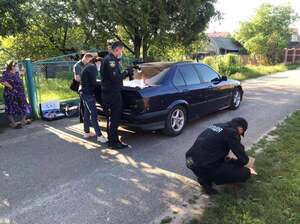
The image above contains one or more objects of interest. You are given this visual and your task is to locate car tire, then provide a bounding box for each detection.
[230,88,242,110]
[162,105,186,136]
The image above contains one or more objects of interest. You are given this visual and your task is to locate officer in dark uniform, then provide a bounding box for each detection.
[186,117,254,194]
[101,41,129,149]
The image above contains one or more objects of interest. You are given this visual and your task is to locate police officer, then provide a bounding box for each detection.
[101,41,129,149]
[186,117,255,194]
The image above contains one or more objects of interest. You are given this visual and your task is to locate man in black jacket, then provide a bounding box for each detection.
[73,53,93,123]
[101,41,128,149]
[81,57,107,144]
[186,117,254,194]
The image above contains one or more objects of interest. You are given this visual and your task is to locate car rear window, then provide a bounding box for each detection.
[132,63,172,85]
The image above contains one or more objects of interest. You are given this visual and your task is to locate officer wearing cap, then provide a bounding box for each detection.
[101,41,128,149]
[185,117,253,194]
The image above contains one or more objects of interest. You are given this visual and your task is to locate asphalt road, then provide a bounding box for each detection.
[0,69,300,224]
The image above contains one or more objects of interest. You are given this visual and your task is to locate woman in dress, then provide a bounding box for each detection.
[0,60,31,128]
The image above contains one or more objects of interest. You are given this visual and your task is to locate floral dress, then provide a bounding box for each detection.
[0,70,30,116]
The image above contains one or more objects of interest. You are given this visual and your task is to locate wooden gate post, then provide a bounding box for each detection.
[284,48,288,64]
[292,48,296,64]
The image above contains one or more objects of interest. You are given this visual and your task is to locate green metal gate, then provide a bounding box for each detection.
[25,50,135,118]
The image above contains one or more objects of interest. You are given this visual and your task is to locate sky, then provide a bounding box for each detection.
[207,0,300,34]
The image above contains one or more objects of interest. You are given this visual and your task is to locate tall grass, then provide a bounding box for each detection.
[230,64,289,81]
[203,54,299,81]
[35,71,78,103]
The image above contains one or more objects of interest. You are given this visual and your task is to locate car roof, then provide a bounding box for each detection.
[173,61,205,66]
[138,61,205,68]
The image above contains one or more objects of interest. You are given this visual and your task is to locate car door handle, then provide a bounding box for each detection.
[182,89,189,93]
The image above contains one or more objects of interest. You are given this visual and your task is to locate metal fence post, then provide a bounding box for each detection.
[24,59,39,118]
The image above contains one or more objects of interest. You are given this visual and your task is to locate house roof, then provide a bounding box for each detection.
[291,28,299,34]
[207,32,231,38]
[209,37,243,51]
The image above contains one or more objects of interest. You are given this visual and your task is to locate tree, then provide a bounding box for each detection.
[235,3,298,64]
[24,0,86,55]
[76,0,218,61]
[0,0,28,36]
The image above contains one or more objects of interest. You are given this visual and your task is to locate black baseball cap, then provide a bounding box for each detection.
[230,117,248,136]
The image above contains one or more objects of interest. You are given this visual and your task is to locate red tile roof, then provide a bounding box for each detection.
[207,32,231,38]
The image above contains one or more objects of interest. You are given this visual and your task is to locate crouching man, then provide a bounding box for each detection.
[185,117,256,195]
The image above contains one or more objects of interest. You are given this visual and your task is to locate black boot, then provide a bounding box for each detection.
[108,141,129,149]
[197,177,218,195]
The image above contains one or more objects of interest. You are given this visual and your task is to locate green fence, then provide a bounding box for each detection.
[28,51,135,118]
[0,49,136,121]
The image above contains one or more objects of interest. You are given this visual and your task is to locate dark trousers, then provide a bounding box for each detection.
[189,161,251,185]
[81,93,102,136]
[79,97,84,123]
[102,92,122,144]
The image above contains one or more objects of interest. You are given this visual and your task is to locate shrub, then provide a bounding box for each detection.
[203,56,217,70]
[203,54,242,76]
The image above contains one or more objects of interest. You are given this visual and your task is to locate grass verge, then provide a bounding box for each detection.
[35,72,78,103]
[198,110,300,224]
[230,63,300,81]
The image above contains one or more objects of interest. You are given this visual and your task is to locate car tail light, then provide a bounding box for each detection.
[133,98,151,112]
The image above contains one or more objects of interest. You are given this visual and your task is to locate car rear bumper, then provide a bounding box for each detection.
[122,109,169,130]
[97,107,169,131]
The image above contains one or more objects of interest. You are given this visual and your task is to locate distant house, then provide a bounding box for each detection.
[207,32,231,38]
[192,32,245,61]
[284,28,300,64]
[288,28,300,48]
[207,32,244,55]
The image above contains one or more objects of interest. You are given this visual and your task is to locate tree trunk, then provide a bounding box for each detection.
[142,37,149,62]
[133,34,142,59]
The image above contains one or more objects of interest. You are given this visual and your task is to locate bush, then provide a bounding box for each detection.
[203,56,218,70]
[203,54,242,76]
[223,54,242,75]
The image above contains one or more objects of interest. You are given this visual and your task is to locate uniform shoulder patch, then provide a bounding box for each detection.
[109,60,116,68]
[208,125,223,133]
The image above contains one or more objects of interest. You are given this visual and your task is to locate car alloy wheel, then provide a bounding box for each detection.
[171,108,185,132]
[230,89,242,110]
[233,90,241,108]
[163,105,187,136]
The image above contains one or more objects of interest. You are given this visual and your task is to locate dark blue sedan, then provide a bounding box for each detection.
[97,62,243,136]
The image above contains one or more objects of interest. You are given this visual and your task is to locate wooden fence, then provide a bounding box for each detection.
[284,48,300,64]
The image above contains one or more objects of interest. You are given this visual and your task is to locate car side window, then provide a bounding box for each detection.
[173,70,186,87]
[179,65,201,85]
[194,64,220,83]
